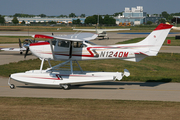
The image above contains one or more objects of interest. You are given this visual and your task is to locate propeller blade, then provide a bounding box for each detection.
[24,47,29,58]
[19,39,22,48]
[33,39,36,43]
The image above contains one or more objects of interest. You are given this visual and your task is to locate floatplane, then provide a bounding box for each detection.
[8,23,173,90]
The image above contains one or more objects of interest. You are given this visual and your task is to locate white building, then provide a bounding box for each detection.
[115,6,146,25]
[4,16,85,24]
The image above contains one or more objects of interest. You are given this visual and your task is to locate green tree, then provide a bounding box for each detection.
[103,15,116,25]
[85,14,116,25]
[59,14,67,18]
[161,11,169,19]
[72,19,81,24]
[69,13,76,17]
[12,17,19,24]
[158,18,166,23]
[13,13,35,17]
[0,15,5,24]
[161,11,173,22]
[39,14,46,17]
[113,12,123,16]
[146,21,153,25]
[80,14,85,17]
[85,16,96,24]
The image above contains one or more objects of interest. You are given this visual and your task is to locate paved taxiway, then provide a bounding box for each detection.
[0,32,180,101]
[1,77,180,102]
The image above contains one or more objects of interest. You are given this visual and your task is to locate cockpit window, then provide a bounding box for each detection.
[58,40,69,47]
[46,39,57,46]
[73,42,86,48]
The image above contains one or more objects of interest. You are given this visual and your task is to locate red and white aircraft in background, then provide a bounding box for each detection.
[0,38,39,55]
[8,23,173,90]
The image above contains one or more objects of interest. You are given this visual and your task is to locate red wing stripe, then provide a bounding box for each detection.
[24,74,97,81]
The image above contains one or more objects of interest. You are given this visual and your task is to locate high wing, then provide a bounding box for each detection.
[32,33,98,41]
[73,28,130,33]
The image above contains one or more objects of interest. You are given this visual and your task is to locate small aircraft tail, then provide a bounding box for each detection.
[135,23,173,56]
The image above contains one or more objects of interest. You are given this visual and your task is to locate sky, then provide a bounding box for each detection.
[0,0,180,16]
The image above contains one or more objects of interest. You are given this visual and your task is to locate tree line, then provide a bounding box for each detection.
[1,11,180,25]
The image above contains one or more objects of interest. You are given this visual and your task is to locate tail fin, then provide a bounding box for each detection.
[137,23,173,56]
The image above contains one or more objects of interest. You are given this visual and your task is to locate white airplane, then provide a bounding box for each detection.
[73,28,130,39]
[0,38,36,55]
[8,23,173,90]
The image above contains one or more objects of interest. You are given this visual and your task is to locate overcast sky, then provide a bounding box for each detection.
[0,0,179,16]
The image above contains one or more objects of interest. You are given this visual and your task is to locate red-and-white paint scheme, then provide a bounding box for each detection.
[8,23,173,90]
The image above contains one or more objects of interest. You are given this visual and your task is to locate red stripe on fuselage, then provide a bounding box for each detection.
[30,42,50,46]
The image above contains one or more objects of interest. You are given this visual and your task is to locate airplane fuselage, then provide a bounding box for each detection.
[29,40,147,62]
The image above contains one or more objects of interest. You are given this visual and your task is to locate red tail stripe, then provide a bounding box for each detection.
[154,23,173,31]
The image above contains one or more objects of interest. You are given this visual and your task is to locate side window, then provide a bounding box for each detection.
[58,40,69,48]
[73,42,86,48]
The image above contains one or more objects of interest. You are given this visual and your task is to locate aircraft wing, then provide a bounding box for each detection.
[32,33,98,41]
[73,28,130,32]
[101,28,131,31]
[73,29,97,32]
[0,47,26,51]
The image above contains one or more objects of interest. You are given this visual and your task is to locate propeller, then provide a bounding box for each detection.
[19,39,22,48]
[24,47,29,58]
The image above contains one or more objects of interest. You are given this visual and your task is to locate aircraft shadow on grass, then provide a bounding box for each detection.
[87,78,172,87]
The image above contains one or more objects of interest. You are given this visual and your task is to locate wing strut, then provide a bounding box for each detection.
[69,41,73,59]
[49,40,56,60]
[45,60,83,74]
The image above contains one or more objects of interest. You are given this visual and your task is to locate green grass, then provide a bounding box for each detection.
[116,37,180,46]
[0,53,180,82]
[1,97,180,120]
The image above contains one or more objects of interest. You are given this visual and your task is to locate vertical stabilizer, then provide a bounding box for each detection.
[137,23,173,56]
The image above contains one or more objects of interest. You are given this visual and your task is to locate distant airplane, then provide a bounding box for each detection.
[8,23,173,90]
[0,39,34,54]
[0,39,44,57]
[73,15,130,39]
[73,28,131,39]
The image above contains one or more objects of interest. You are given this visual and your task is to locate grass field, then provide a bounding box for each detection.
[0,53,179,82]
[0,97,180,120]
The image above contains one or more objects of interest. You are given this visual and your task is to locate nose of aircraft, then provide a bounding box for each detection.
[29,42,48,57]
